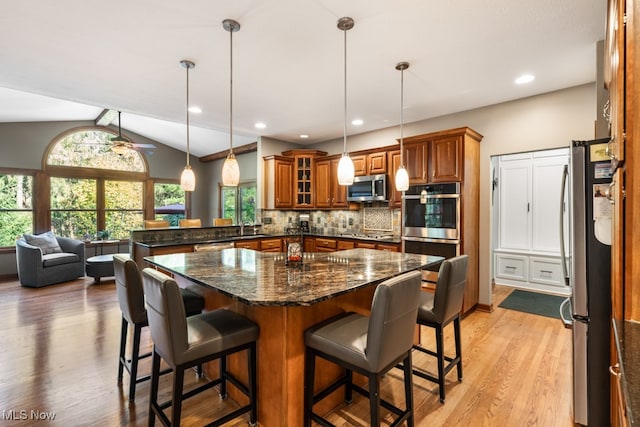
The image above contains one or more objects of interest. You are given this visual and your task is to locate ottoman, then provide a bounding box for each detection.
[86,253,129,284]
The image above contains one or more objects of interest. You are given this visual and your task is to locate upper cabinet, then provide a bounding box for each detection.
[401,127,483,184]
[353,151,387,176]
[263,155,294,209]
[282,150,327,209]
[403,141,428,184]
[387,149,403,208]
[315,157,348,209]
[430,135,463,182]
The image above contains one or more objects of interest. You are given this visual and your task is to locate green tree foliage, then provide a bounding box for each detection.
[50,177,97,239]
[0,174,33,246]
[48,130,145,172]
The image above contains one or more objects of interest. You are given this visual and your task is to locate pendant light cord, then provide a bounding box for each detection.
[229,24,234,155]
[400,66,404,167]
[185,66,191,167]
[343,27,347,156]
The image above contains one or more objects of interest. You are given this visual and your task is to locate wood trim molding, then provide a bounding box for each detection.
[476,303,494,313]
[199,142,258,162]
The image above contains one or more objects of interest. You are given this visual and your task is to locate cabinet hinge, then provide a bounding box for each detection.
[623,13,627,26]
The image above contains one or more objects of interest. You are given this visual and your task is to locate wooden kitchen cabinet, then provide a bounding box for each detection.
[331,158,348,208]
[315,159,332,209]
[403,140,428,184]
[235,240,260,250]
[304,236,315,253]
[355,241,376,249]
[604,0,625,168]
[282,150,327,209]
[353,151,387,176]
[387,149,403,208]
[377,242,400,252]
[315,157,348,209]
[260,238,283,252]
[314,237,337,252]
[430,135,463,182]
[400,126,482,313]
[263,155,294,209]
[337,240,355,250]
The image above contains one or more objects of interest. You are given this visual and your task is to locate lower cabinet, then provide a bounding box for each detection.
[315,237,337,252]
[260,238,283,252]
[337,240,355,250]
[235,240,260,250]
[355,241,376,249]
[494,251,567,294]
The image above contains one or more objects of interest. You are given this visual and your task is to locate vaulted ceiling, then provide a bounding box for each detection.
[0,0,606,157]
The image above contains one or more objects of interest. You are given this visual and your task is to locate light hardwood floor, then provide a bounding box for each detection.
[0,277,574,426]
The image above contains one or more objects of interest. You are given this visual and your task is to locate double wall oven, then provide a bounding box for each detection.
[402,183,461,270]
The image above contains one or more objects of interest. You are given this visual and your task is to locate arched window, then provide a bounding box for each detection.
[47,128,147,172]
[45,127,150,240]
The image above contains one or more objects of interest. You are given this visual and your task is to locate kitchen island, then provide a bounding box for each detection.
[145,248,443,426]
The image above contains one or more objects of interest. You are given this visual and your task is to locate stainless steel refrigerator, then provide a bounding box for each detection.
[560,138,612,426]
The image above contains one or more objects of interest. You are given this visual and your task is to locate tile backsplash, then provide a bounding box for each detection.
[259,207,401,236]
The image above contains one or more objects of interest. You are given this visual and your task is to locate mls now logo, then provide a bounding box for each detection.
[2,409,56,420]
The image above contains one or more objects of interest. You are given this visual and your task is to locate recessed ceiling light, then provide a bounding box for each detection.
[351,119,364,126]
[188,106,202,113]
[515,74,535,85]
[300,134,309,139]
[254,122,266,129]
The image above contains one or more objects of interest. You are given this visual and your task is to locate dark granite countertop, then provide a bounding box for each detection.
[145,248,441,306]
[613,319,640,425]
[134,232,402,248]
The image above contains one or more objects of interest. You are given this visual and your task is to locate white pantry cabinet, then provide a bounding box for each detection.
[494,148,570,295]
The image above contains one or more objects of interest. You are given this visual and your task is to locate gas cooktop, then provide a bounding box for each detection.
[339,233,395,240]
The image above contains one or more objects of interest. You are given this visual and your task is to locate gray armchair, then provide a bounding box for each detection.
[16,236,85,288]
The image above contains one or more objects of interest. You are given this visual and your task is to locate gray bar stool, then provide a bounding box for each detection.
[304,270,422,426]
[412,254,468,403]
[113,254,205,402]
[142,268,259,427]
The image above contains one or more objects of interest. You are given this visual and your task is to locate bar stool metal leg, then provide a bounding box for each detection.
[117,317,128,384]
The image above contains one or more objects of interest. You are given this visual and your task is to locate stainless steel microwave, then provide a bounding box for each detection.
[347,174,387,202]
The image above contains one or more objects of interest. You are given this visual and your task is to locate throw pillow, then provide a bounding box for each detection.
[23,231,63,255]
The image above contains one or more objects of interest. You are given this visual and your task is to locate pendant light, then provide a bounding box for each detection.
[395,62,410,192]
[221,19,240,187]
[336,17,355,186]
[180,59,196,192]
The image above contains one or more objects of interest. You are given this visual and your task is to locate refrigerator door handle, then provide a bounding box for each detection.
[559,297,572,329]
[559,164,570,286]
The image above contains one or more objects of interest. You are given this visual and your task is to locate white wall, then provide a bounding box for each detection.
[309,83,597,308]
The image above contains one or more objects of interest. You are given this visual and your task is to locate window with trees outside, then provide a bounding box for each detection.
[221,182,256,225]
[46,128,149,240]
[154,183,186,226]
[0,173,34,247]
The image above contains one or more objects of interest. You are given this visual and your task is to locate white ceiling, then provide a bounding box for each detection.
[0,0,606,157]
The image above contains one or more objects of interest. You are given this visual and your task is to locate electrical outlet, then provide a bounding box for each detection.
[348,218,354,226]
[263,217,272,224]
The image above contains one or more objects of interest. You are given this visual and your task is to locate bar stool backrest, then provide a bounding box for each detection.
[432,255,469,324]
[144,220,170,229]
[142,268,189,365]
[366,270,422,372]
[179,218,201,228]
[113,254,147,325]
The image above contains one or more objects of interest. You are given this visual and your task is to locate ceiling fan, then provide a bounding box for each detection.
[108,111,156,154]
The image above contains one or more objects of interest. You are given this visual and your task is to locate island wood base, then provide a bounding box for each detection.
[176,276,416,426]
